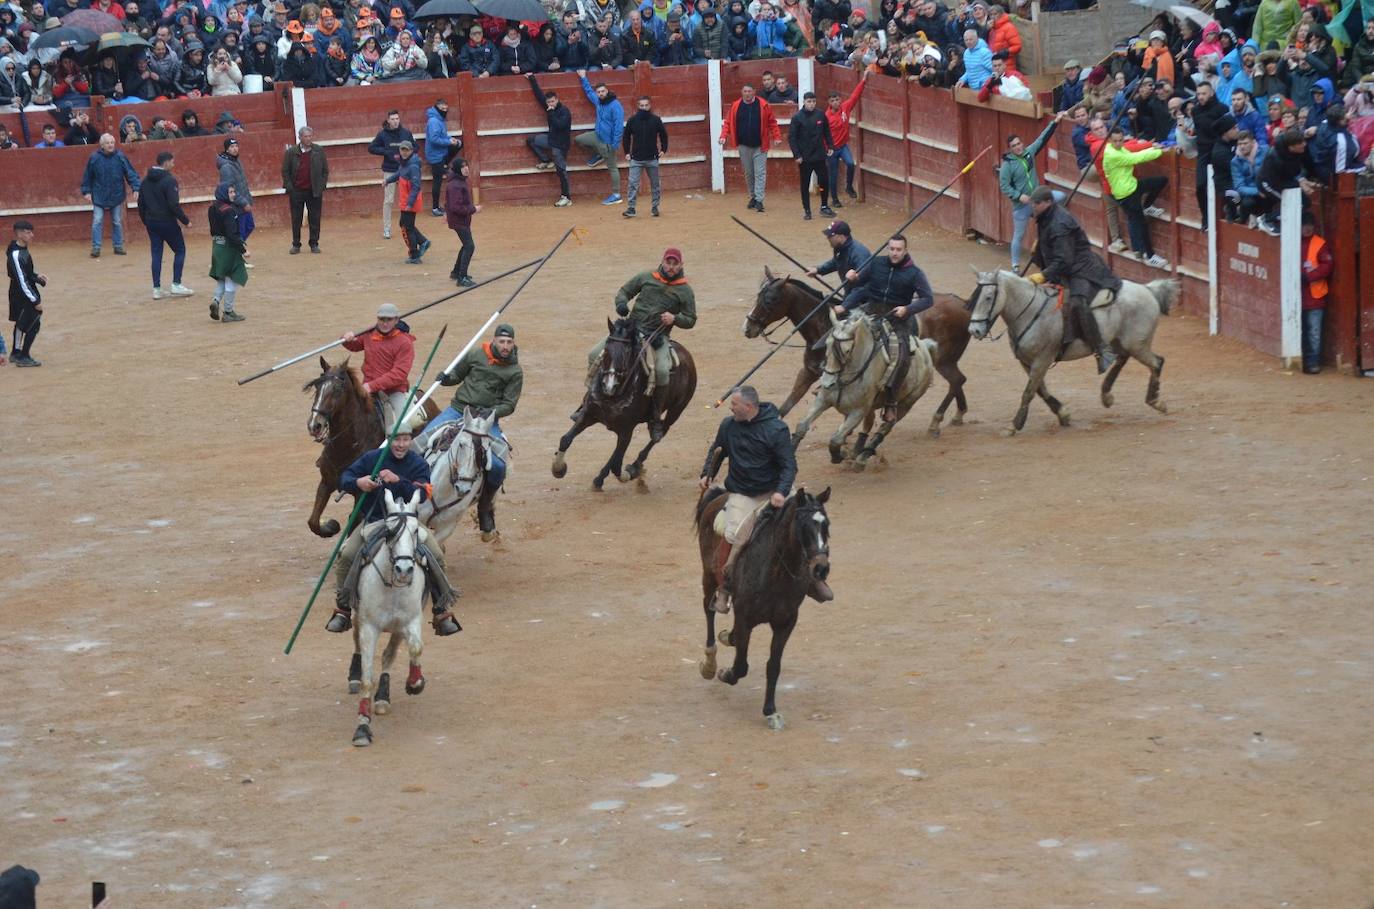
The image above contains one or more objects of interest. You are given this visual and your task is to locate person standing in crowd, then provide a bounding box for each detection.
[7,220,47,368]
[719,83,782,212]
[281,125,329,255]
[823,71,866,208]
[216,136,254,254]
[341,302,416,432]
[999,112,1066,273]
[385,139,430,265]
[207,183,248,323]
[1190,81,1237,228]
[445,157,479,287]
[526,73,573,208]
[369,109,415,240]
[1103,125,1171,269]
[424,97,459,217]
[622,94,669,219]
[79,133,140,259]
[575,70,625,206]
[1299,211,1332,375]
[137,150,194,301]
[34,124,64,148]
[788,91,836,222]
[1228,129,1268,225]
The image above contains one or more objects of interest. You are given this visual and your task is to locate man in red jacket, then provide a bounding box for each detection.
[824,71,867,207]
[986,4,1021,69]
[718,84,782,212]
[341,302,416,437]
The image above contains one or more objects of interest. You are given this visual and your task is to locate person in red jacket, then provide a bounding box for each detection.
[985,4,1021,69]
[824,71,867,207]
[1299,212,1332,374]
[1085,115,1152,253]
[341,302,417,436]
[718,83,783,212]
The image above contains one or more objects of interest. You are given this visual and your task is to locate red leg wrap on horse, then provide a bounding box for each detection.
[408,664,423,686]
[358,698,371,718]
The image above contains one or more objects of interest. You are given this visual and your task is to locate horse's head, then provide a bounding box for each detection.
[819,312,864,387]
[381,488,422,587]
[788,486,832,588]
[303,356,357,443]
[446,406,493,497]
[967,268,1005,340]
[745,265,793,339]
[597,317,642,399]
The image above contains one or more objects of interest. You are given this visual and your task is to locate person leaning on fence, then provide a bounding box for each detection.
[281,125,329,255]
[1103,124,1172,270]
[527,73,573,207]
[1298,212,1332,375]
[999,112,1066,273]
[719,82,782,212]
[575,70,625,206]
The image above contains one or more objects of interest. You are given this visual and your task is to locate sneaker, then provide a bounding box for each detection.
[169,283,194,296]
[622,208,637,218]
[152,286,164,300]
[1257,218,1280,236]
[555,196,572,207]
[1108,239,1128,253]
[418,238,432,258]
[431,207,444,217]
[1144,205,1166,218]
[244,262,254,269]
[289,245,301,255]
[586,154,604,167]
[91,248,100,258]
[651,206,659,217]
[846,188,858,200]
[113,247,126,256]
[819,205,836,217]
[458,275,477,287]
[601,193,622,206]
[383,229,392,240]
[1144,254,1170,270]
[310,244,320,254]
[831,198,844,209]
[534,161,553,170]
[209,299,221,321]
[747,197,759,210]
[405,256,422,264]
[755,204,765,213]
[13,354,40,367]
[221,309,245,322]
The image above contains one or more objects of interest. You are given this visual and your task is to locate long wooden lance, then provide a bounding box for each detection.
[236,259,541,386]
[284,323,449,655]
[729,215,839,294]
[712,144,994,407]
[404,226,574,423]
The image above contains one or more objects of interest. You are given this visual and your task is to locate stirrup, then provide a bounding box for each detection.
[325,608,352,632]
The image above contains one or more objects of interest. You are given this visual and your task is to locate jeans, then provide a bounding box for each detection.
[452,226,475,277]
[574,132,619,193]
[91,203,124,250]
[1010,190,1065,268]
[421,409,508,487]
[1120,176,1168,257]
[145,220,185,287]
[798,159,830,212]
[1302,307,1324,369]
[738,144,767,202]
[289,190,322,247]
[826,143,856,195]
[527,134,571,197]
[626,158,661,210]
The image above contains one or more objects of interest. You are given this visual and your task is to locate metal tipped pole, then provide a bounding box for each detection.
[729,216,839,294]
[711,144,994,407]
[284,323,450,655]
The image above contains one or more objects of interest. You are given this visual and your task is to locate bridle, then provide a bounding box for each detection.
[598,324,663,398]
[372,508,420,587]
[821,316,882,394]
[307,373,344,444]
[746,278,819,348]
[429,423,487,516]
[781,500,830,582]
[970,274,1050,355]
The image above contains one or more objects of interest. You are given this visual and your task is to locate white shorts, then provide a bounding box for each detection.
[716,492,771,544]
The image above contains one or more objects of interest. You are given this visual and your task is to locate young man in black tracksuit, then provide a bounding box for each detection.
[526,73,573,207]
[138,151,194,300]
[787,91,836,221]
[622,95,669,219]
[7,220,47,367]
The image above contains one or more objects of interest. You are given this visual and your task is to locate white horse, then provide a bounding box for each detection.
[351,489,427,747]
[418,407,497,545]
[790,314,937,469]
[967,269,1179,435]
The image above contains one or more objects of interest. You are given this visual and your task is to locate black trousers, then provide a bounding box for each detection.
[1121,175,1168,257]
[1194,145,1234,226]
[451,226,475,278]
[399,211,427,258]
[289,190,322,247]
[798,159,830,213]
[12,305,39,358]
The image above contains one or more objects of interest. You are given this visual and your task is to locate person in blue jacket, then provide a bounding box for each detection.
[957,29,992,89]
[80,133,141,258]
[458,22,499,77]
[748,2,788,58]
[423,98,461,216]
[575,69,625,205]
[1228,129,1267,221]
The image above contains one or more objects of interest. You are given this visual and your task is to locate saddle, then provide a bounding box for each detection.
[423,419,511,472]
[870,319,920,387]
[340,523,462,620]
[637,337,680,389]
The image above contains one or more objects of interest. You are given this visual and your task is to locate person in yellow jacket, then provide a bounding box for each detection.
[1103,125,1172,270]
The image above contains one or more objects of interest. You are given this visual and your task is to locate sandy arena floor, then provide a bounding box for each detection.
[1,193,1372,908]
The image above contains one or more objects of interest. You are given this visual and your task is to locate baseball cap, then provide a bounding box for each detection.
[223,137,239,150]
[377,302,401,318]
[822,219,851,237]
[663,247,683,263]
[494,323,515,338]
[397,139,414,151]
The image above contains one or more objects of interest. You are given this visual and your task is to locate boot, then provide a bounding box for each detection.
[326,589,352,632]
[477,484,499,542]
[647,384,670,442]
[424,552,462,636]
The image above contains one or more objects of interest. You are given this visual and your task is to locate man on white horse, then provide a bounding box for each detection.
[415,322,523,537]
[835,234,934,422]
[1026,185,1122,374]
[341,302,415,438]
[327,426,461,637]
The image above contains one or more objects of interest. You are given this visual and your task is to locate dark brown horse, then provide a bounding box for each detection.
[303,357,437,537]
[693,485,832,730]
[552,318,697,490]
[745,267,973,438]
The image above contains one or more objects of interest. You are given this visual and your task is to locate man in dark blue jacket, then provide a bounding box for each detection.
[1055,59,1084,112]
[79,133,141,258]
[328,426,460,636]
[806,219,870,301]
[699,384,800,612]
[368,109,415,240]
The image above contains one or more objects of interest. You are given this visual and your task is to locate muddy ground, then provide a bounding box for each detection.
[1,193,1371,908]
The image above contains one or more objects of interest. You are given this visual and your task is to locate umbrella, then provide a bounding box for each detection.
[60,8,122,34]
[29,24,100,51]
[82,31,150,65]
[1166,3,1215,28]
[471,0,547,21]
[414,0,481,19]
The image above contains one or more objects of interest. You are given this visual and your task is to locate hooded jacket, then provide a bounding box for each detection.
[368,120,416,173]
[623,107,669,161]
[342,322,416,394]
[445,169,475,229]
[384,152,424,211]
[529,74,572,150]
[137,166,190,225]
[960,37,992,89]
[1230,144,1268,198]
[217,150,253,206]
[424,105,456,164]
[702,402,797,497]
[999,118,1058,205]
[438,342,523,418]
[986,12,1020,65]
[579,74,624,146]
[1253,0,1299,53]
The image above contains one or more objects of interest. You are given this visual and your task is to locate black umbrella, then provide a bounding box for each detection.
[414,0,481,19]
[471,0,546,20]
[30,24,100,51]
[81,31,150,65]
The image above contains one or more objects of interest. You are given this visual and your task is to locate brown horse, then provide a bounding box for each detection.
[744,268,973,438]
[303,357,438,538]
[693,485,832,730]
[551,318,697,490]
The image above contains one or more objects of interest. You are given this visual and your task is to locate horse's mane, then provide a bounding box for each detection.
[343,363,368,401]
[783,277,824,301]
[694,485,729,531]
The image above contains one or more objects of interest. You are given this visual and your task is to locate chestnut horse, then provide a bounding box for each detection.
[744,268,973,437]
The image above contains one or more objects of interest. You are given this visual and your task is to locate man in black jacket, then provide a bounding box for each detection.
[1191,81,1238,227]
[7,220,47,368]
[1026,185,1122,372]
[1253,129,1316,234]
[622,95,669,219]
[806,219,870,301]
[788,91,836,221]
[368,110,415,240]
[526,74,573,207]
[137,151,194,300]
[281,126,329,254]
[698,384,800,612]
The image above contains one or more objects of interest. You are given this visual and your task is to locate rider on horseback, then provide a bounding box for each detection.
[805,219,870,299]
[580,247,697,442]
[416,323,523,537]
[341,302,415,440]
[1025,185,1122,374]
[835,234,934,422]
[327,426,461,637]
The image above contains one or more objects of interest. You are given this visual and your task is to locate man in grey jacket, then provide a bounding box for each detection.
[217,136,255,250]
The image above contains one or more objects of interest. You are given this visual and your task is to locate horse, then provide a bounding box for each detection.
[551,318,697,490]
[693,486,832,730]
[303,357,438,537]
[418,406,496,545]
[790,314,938,469]
[966,269,1179,435]
[745,267,974,436]
[350,489,428,747]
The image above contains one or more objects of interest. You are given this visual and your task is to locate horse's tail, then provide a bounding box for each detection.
[1146,279,1181,316]
[694,485,728,532]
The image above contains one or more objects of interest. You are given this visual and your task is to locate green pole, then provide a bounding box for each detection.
[284,323,450,655]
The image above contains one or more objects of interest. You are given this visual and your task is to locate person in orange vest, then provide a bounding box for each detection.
[1299,212,1332,375]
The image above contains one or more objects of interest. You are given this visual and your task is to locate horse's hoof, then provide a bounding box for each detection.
[347,680,360,694]
[347,654,362,693]
[374,699,390,715]
[551,452,568,479]
[352,724,372,747]
[624,463,641,481]
[927,424,941,439]
[405,677,425,696]
[698,646,716,680]
[950,413,965,426]
[766,712,785,731]
[591,478,604,492]
[1001,426,1018,438]
[1149,399,1168,414]
[717,667,738,685]
[316,519,340,538]
[1101,392,1115,409]
[481,529,498,543]
[717,629,733,647]
[1057,410,1072,427]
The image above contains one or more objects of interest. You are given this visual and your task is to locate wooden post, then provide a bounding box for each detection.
[1328,173,1359,372]
[901,77,912,211]
[459,72,479,202]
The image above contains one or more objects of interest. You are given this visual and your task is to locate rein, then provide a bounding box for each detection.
[747,279,822,349]
[369,509,421,588]
[821,318,883,394]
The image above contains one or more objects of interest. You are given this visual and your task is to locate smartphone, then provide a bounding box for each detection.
[92,882,107,906]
